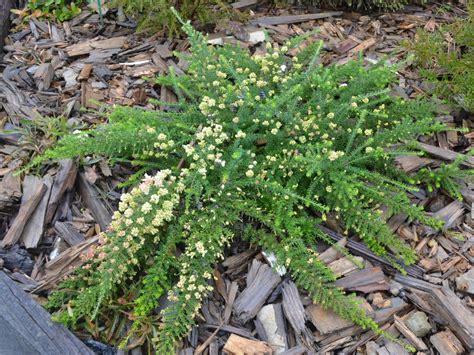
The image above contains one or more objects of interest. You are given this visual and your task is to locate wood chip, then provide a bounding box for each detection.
[54,221,86,247]
[251,12,343,26]
[222,249,256,270]
[20,175,53,249]
[233,259,281,323]
[231,0,258,9]
[45,159,77,225]
[433,200,465,231]
[224,281,239,324]
[318,237,347,264]
[417,142,474,168]
[455,268,474,295]
[334,38,359,55]
[319,225,424,278]
[377,341,409,355]
[282,281,314,348]
[77,172,111,231]
[34,236,99,293]
[334,267,389,293]
[348,38,376,56]
[78,63,93,81]
[395,155,433,173]
[0,172,22,210]
[66,36,127,57]
[307,304,352,335]
[223,334,272,355]
[430,329,465,355]
[395,275,474,351]
[1,182,47,248]
[34,63,55,91]
[327,256,362,277]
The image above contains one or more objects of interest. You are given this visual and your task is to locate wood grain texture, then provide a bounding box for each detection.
[45,159,77,225]
[77,172,111,231]
[233,259,281,322]
[1,182,47,248]
[20,175,53,249]
[0,271,93,355]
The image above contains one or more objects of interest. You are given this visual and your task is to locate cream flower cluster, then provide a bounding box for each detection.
[195,42,299,122]
[160,209,234,343]
[90,169,184,284]
[183,123,230,178]
[131,127,176,161]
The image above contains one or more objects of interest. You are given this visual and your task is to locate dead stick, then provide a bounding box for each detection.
[194,322,223,355]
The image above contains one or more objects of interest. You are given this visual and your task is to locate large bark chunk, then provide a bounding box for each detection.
[233,259,281,322]
[1,181,47,248]
[0,271,94,355]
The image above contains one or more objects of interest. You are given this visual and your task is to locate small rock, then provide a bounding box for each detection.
[257,304,287,353]
[405,311,431,337]
[63,68,78,89]
[248,31,266,44]
[389,280,403,296]
[455,268,474,295]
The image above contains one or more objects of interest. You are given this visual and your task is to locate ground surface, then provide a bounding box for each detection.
[0,2,473,354]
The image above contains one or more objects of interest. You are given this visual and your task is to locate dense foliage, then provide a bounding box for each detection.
[35,11,466,353]
[27,0,82,21]
[410,4,473,112]
[110,0,232,35]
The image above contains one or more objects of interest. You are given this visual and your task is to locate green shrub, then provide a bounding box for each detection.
[35,11,468,353]
[409,4,474,112]
[27,0,83,21]
[111,0,232,35]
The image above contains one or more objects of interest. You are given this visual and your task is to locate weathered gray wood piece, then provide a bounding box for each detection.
[77,172,111,231]
[250,12,343,26]
[334,267,389,293]
[45,159,77,225]
[417,142,474,168]
[282,281,315,350]
[319,225,425,278]
[0,271,94,355]
[231,0,258,9]
[1,181,47,248]
[20,175,53,248]
[233,259,281,322]
[54,221,86,246]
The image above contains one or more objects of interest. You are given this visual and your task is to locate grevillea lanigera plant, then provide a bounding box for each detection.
[36,10,468,353]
